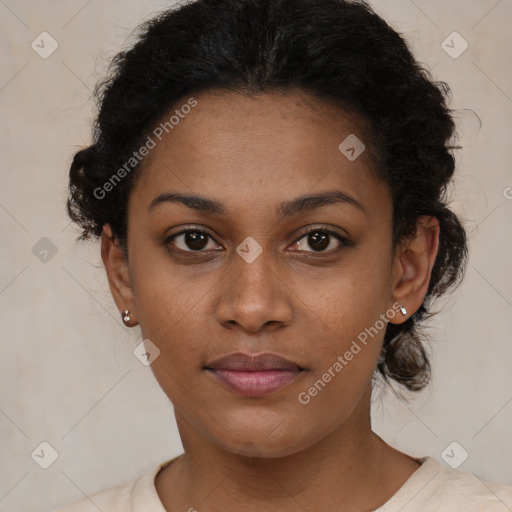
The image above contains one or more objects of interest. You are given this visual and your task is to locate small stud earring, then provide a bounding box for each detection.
[399,305,407,316]
[122,310,131,325]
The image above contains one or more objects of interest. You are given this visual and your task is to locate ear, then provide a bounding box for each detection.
[101,224,137,326]
[389,215,440,324]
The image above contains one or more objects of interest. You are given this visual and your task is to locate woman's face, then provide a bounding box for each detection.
[120,90,402,457]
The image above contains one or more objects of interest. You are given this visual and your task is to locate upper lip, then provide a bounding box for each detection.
[205,352,304,371]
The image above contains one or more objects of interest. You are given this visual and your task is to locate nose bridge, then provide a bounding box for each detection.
[215,236,292,332]
[235,242,273,291]
[233,236,279,303]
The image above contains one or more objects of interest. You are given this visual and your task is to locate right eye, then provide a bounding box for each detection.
[166,228,222,252]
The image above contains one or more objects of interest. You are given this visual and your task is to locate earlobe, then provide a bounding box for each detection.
[100,224,138,326]
[389,216,440,324]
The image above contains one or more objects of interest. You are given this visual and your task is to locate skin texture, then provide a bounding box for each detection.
[101,90,440,511]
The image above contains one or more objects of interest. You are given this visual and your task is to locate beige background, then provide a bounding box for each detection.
[1,0,511,510]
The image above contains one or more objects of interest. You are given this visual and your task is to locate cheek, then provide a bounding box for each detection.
[296,253,393,342]
[129,247,213,345]
[291,255,392,393]
[293,289,388,428]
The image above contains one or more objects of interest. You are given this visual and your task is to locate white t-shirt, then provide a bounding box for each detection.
[52,456,512,511]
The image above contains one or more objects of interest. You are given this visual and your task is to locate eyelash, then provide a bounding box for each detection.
[165,224,351,255]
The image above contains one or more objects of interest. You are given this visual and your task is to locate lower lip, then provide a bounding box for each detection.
[205,369,303,396]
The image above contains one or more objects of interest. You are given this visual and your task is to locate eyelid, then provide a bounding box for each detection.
[167,224,215,238]
[293,224,350,243]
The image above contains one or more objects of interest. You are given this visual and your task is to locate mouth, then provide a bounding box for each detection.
[204,352,306,397]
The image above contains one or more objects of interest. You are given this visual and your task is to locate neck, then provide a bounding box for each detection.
[155,390,420,511]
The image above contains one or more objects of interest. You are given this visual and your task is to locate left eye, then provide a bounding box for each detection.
[290,229,345,253]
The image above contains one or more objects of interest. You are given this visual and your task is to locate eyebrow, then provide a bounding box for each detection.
[148,190,366,217]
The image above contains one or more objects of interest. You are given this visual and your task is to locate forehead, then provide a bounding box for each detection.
[130,90,389,219]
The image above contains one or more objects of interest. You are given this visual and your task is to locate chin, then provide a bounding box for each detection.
[226,436,310,460]
[210,412,321,460]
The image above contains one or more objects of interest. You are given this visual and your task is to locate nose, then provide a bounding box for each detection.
[215,242,293,334]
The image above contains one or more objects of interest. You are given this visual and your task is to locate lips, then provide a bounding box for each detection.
[204,352,305,396]
[205,352,304,372]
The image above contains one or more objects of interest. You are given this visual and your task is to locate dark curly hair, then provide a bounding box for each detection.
[67,0,468,393]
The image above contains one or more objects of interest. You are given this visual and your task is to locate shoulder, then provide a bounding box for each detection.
[50,459,172,512]
[378,456,512,512]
